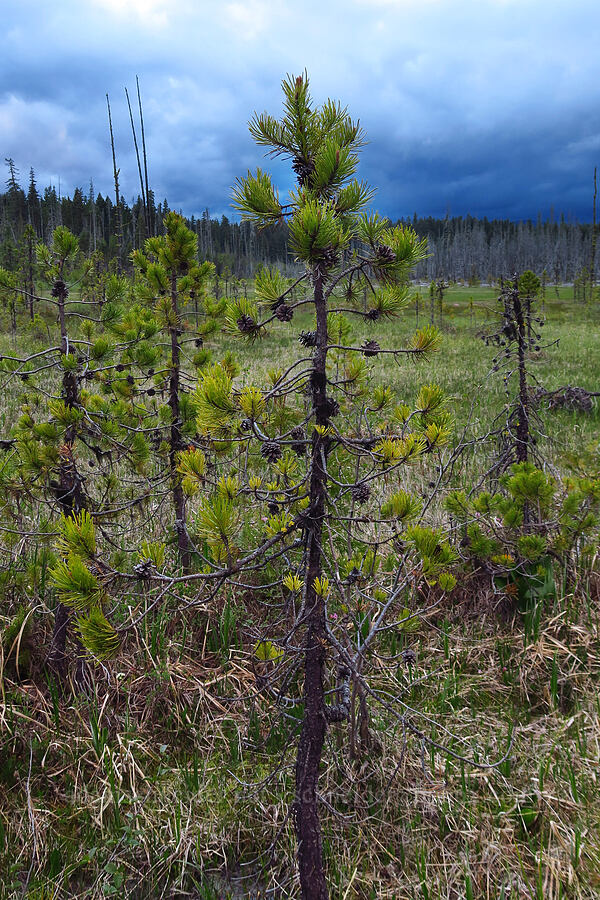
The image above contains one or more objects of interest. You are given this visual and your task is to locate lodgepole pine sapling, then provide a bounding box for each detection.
[133,212,214,570]
[202,72,451,899]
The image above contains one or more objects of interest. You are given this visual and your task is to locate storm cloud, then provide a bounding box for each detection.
[2,0,599,221]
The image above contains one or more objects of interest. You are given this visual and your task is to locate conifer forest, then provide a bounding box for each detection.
[0,74,599,900]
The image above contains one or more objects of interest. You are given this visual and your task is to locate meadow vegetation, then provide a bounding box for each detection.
[0,77,599,900]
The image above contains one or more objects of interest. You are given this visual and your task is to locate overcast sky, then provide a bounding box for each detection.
[2,0,599,222]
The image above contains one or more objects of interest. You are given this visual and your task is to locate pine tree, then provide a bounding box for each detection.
[194,72,451,898]
[133,212,215,569]
[0,225,163,685]
[27,168,41,237]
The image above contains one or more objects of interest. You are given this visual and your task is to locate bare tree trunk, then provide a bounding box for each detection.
[512,281,530,466]
[125,86,148,241]
[106,94,123,274]
[27,229,35,320]
[137,76,153,237]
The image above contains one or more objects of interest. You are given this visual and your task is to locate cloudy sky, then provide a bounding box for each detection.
[2,0,599,222]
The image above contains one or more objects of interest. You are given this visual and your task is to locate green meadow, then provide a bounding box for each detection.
[1,281,599,899]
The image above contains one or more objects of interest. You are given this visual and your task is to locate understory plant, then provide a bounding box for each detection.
[447,463,600,612]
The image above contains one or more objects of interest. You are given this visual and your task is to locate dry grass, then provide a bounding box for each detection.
[2,574,599,898]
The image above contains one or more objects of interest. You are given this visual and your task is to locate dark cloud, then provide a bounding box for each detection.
[2,0,599,221]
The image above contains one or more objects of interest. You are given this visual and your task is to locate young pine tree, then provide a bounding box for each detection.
[0,226,161,685]
[187,73,452,899]
[133,212,215,570]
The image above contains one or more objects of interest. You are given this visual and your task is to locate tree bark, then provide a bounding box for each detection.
[47,276,86,683]
[169,272,191,571]
[294,270,330,900]
[512,282,529,465]
[27,229,35,321]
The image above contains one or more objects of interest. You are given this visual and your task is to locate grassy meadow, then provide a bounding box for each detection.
[1,281,599,899]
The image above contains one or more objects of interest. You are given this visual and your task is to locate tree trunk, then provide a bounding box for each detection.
[47,277,86,684]
[512,283,529,465]
[294,270,330,900]
[27,230,34,320]
[169,272,191,570]
[46,601,70,683]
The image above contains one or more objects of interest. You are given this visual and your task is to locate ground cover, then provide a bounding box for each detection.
[1,282,599,899]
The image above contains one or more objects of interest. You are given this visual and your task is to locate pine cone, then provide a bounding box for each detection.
[292,156,315,185]
[261,441,282,463]
[315,245,339,274]
[365,308,381,321]
[401,648,417,667]
[133,559,155,578]
[361,340,380,357]
[299,330,318,347]
[375,244,397,265]
[324,397,340,418]
[351,482,371,504]
[51,279,68,299]
[275,303,293,322]
[237,314,257,334]
[290,426,306,456]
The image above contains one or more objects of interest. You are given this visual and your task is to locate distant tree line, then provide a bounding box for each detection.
[1,159,597,284]
[407,213,598,285]
[0,159,290,278]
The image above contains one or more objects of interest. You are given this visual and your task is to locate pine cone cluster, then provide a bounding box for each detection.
[290,426,306,456]
[133,559,155,578]
[51,279,68,299]
[261,441,282,463]
[314,245,339,275]
[361,340,380,357]
[299,330,318,347]
[274,303,293,322]
[351,482,371,504]
[324,397,340,418]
